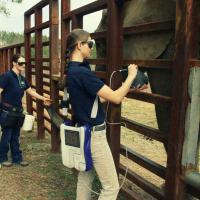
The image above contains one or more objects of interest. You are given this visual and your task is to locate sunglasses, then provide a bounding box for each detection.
[81,40,94,49]
[17,62,27,66]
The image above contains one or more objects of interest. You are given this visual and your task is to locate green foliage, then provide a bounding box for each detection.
[0,31,49,58]
[0,30,24,46]
[0,0,23,16]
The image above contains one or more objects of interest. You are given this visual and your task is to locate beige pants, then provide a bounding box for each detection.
[76,129,119,200]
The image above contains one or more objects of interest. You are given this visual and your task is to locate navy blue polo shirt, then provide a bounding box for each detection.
[67,61,105,126]
[0,70,30,108]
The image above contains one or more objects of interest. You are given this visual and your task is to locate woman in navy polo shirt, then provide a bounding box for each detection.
[66,29,138,200]
[0,54,51,167]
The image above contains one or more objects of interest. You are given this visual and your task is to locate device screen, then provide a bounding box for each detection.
[65,130,80,147]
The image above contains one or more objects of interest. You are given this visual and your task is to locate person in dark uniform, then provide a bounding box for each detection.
[0,54,51,167]
[66,29,138,200]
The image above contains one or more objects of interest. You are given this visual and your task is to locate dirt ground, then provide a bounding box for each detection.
[0,98,199,200]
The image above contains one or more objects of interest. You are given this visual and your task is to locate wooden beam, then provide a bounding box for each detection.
[24,14,33,114]
[35,7,45,139]
[120,144,166,179]
[165,0,199,199]
[106,0,123,172]
[119,164,164,200]
[126,91,172,106]
[121,117,167,143]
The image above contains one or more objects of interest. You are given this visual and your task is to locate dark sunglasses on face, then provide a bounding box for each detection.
[82,40,94,49]
[17,62,27,66]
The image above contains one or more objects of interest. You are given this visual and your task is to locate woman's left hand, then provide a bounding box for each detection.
[43,97,53,106]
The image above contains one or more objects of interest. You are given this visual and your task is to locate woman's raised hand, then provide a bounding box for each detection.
[128,64,138,80]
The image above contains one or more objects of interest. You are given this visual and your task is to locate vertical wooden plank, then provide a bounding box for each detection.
[61,0,70,77]
[9,48,14,69]
[0,51,3,74]
[50,80,60,152]
[106,0,123,170]
[16,46,21,54]
[24,15,33,114]
[35,8,45,139]
[49,0,60,152]
[50,0,59,76]
[165,0,198,199]
[5,50,8,72]
[72,15,83,29]
[2,50,7,73]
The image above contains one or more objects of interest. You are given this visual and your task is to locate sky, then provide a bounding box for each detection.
[0,0,102,34]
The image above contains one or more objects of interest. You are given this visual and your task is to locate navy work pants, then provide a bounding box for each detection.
[0,113,23,163]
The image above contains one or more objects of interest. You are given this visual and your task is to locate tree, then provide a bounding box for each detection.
[0,0,23,16]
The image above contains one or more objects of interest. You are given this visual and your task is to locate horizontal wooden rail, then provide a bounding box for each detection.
[86,58,107,65]
[123,59,173,69]
[94,71,106,79]
[119,164,164,200]
[124,20,175,35]
[42,66,50,70]
[43,82,50,87]
[63,0,107,20]
[43,73,50,78]
[91,20,174,41]
[121,117,167,143]
[24,27,35,34]
[120,144,166,179]
[30,41,50,47]
[37,21,50,30]
[126,91,172,106]
[91,31,106,40]
[190,59,200,67]
[25,0,49,16]
[44,126,51,134]
[0,43,24,50]
[121,187,142,200]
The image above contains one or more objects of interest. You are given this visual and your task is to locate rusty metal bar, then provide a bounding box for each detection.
[119,164,164,200]
[63,0,107,20]
[121,117,167,143]
[120,144,166,179]
[35,7,45,139]
[123,59,173,69]
[190,59,200,67]
[165,0,199,199]
[94,71,106,79]
[121,187,142,200]
[72,15,83,29]
[0,43,24,51]
[91,31,106,40]
[24,14,33,114]
[86,58,107,65]
[25,0,49,16]
[124,20,175,35]
[49,0,60,152]
[126,91,172,106]
[37,20,50,30]
[106,0,123,171]
[61,0,70,78]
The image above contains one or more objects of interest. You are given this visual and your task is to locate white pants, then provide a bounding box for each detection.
[76,129,119,200]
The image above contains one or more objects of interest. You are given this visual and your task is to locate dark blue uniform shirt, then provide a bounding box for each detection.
[0,70,30,108]
[68,61,105,126]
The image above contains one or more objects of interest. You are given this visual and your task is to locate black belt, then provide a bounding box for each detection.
[1,102,23,113]
[76,122,106,132]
